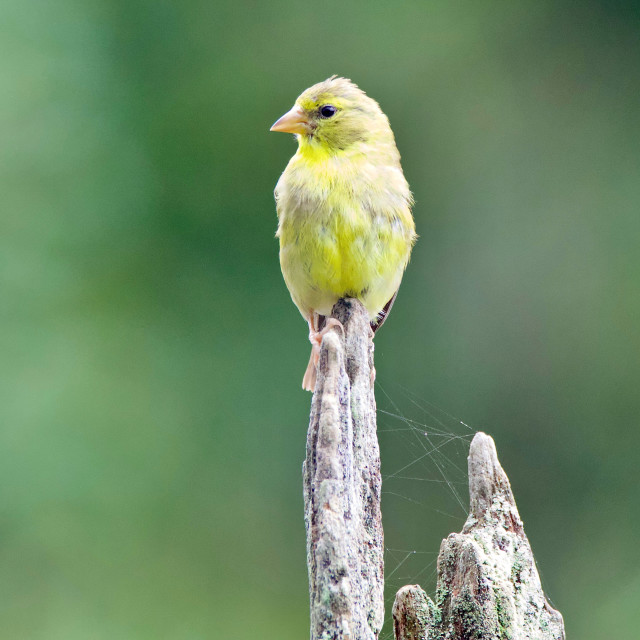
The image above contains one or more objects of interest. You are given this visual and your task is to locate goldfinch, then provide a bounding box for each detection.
[271,76,416,391]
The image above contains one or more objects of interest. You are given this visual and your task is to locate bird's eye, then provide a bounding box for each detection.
[319,104,337,118]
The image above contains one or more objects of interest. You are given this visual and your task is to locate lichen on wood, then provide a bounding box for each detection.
[392,432,565,640]
[303,298,384,640]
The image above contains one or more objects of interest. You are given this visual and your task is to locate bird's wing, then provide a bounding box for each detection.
[370,290,398,334]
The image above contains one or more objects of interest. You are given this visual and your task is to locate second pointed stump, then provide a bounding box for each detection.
[392,433,565,640]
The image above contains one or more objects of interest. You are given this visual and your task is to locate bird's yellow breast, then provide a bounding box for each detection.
[276,145,415,320]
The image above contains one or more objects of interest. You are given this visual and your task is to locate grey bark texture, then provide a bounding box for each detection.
[392,432,566,640]
[303,298,384,640]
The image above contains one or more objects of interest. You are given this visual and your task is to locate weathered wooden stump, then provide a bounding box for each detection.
[392,433,565,640]
[303,299,383,640]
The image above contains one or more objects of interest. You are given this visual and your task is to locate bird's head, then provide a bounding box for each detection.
[270,76,393,154]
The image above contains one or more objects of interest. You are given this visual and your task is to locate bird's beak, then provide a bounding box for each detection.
[270,105,309,134]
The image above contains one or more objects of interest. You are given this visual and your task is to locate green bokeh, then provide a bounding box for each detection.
[2,1,639,638]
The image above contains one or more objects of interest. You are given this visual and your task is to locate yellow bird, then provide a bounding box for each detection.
[271,76,416,391]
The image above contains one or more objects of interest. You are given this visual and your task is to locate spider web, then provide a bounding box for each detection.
[375,380,476,640]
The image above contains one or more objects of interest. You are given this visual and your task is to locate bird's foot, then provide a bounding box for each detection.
[308,317,345,346]
[302,318,345,392]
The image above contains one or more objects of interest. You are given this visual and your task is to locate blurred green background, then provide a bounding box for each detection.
[2,0,639,638]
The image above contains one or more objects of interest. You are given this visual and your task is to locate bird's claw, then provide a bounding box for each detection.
[308,317,345,346]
